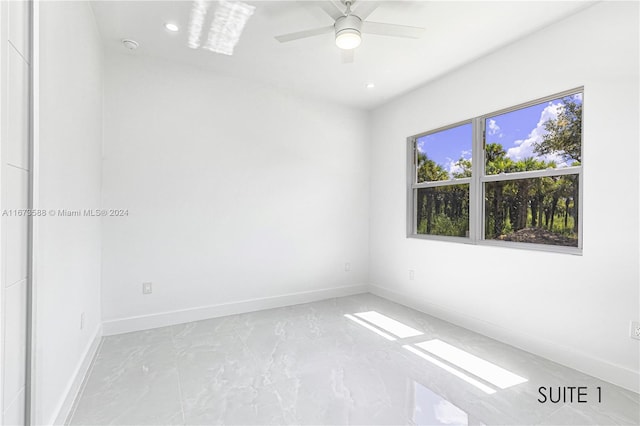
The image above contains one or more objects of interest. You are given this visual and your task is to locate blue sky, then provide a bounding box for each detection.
[417,123,471,176]
[417,93,582,175]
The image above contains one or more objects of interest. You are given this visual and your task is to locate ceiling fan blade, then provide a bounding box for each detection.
[318,1,345,20]
[341,49,354,64]
[353,1,380,20]
[275,26,334,43]
[362,21,424,38]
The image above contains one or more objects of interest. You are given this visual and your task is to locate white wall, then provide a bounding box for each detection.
[369,1,639,392]
[1,0,31,424]
[100,53,370,332]
[34,2,103,424]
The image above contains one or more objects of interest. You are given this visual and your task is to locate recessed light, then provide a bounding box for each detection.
[122,39,139,50]
[366,83,375,89]
[165,22,179,32]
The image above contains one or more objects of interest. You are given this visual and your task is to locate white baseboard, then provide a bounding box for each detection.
[102,284,368,336]
[369,284,639,394]
[51,324,102,425]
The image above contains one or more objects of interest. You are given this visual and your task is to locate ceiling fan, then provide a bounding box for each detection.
[275,0,425,62]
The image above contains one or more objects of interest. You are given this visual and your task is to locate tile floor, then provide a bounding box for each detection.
[68,294,639,425]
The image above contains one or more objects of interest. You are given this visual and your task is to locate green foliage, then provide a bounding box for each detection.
[482,136,579,244]
[417,153,449,182]
[416,185,469,237]
[432,214,468,237]
[535,97,582,162]
[484,174,578,244]
[418,214,468,237]
[452,158,472,178]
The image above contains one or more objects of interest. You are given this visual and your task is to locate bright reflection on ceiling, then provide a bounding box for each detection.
[413,382,469,425]
[416,340,528,390]
[344,314,396,341]
[354,311,423,338]
[403,345,496,394]
[188,0,209,49]
[188,0,255,55]
[204,0,255,55]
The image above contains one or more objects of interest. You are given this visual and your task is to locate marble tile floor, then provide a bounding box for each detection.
[67,294,639,425]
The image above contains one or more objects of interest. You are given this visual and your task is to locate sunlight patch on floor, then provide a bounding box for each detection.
[353,311,423,338]
[415,339,528,390]
[344,314,396,341]
[403,345,496,394]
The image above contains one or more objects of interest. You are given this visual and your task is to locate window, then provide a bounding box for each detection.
[408,89,583,253]
[413,122,472,238]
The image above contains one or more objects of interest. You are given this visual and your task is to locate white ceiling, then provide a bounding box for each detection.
[91,0,595,110]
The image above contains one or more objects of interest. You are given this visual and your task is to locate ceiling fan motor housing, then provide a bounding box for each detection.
[335,14,362,37]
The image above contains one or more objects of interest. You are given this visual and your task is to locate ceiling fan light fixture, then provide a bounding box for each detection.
[274,1,425,62]
[336,29,361,50]
[334,14,362,50]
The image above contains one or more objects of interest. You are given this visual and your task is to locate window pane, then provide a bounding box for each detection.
[484,175,579,247]
[485,93,582,175]
[416,185,469,237]
[417,123,472,183]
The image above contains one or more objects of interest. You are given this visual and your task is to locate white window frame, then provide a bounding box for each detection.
[407,87,584,255]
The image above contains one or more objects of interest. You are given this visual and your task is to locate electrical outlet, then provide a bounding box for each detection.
[80,312,85,330]
[409,269,415,280]
[344,262,351,272]
[631,321,640,340]
[143,282,153,295]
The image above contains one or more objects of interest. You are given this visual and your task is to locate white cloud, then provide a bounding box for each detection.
[505,102,569,167]
[446,158,462,175]
[487,119,501,137]
[446,151,472,176]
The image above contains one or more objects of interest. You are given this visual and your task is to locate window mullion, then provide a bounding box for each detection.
[481,166,582,182]
[578,170,584,249]
[407,137,415,237]
[412,178,471,189]
[470,117,484,243]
